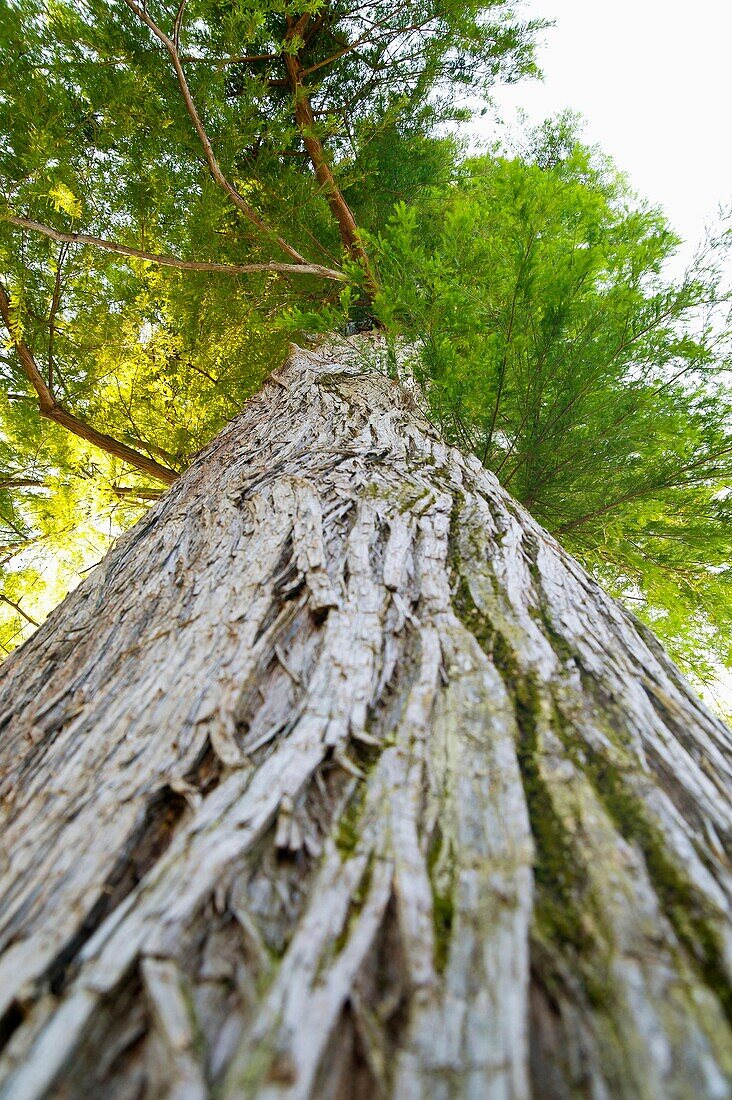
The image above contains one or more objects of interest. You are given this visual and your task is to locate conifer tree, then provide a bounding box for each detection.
[0,3,731,1096]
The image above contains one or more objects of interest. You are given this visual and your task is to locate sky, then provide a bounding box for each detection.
[487,0,732,263]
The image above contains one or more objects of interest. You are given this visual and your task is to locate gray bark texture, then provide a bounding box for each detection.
[0,339,731,1099]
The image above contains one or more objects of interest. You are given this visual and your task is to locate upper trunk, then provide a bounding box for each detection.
[0,339,730,1099]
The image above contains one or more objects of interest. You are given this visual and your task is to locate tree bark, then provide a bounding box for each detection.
[0,339,730,1099]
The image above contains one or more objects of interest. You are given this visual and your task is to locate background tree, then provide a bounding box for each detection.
[369,123,732,678]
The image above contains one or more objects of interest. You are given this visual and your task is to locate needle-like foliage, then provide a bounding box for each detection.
[371,122,732,676]
[0,2,729,686]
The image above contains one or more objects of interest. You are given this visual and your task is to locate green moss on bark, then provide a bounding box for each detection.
[578,749,732,1025]
[427,823,456,973]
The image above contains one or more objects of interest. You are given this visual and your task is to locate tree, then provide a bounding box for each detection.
[0,0,541,649]
[369,127,732,676]
[1,0,732,1095]
[0,342,731,1098]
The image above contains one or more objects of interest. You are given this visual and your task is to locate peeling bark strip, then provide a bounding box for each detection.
[0,339,731,1098]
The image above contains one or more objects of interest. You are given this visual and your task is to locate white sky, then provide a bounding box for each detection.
[487,0,732,261]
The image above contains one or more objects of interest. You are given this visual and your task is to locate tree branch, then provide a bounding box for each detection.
[113,486,165,501]
[172,0,186,49]
[301,31,374,76]
[0,281,179,486]
[180,51,280,65]
[0,478,44,490]
[121,0,313,268]
[282,18,377,297]
[4,215,346,282]
[47,242,68,390]
[0,594,39,628]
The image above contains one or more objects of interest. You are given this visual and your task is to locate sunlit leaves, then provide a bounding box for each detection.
[3,0,730,686]
[48,182,82,219]
[372,128,732,672]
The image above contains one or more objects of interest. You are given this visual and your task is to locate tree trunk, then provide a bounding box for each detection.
[0,339,731,1100]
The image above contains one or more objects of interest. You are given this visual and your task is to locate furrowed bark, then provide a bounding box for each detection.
[0,339,730,1099]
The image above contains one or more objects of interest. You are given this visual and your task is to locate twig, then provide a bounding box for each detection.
[0,595,39,628]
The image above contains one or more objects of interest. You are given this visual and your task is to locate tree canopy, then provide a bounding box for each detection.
[0,0,730,687]
[368,125,732,678]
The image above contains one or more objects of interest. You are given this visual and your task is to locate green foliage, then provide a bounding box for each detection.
[0,1,730,687]
[0,0,539,643]
[371,124,732,676]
